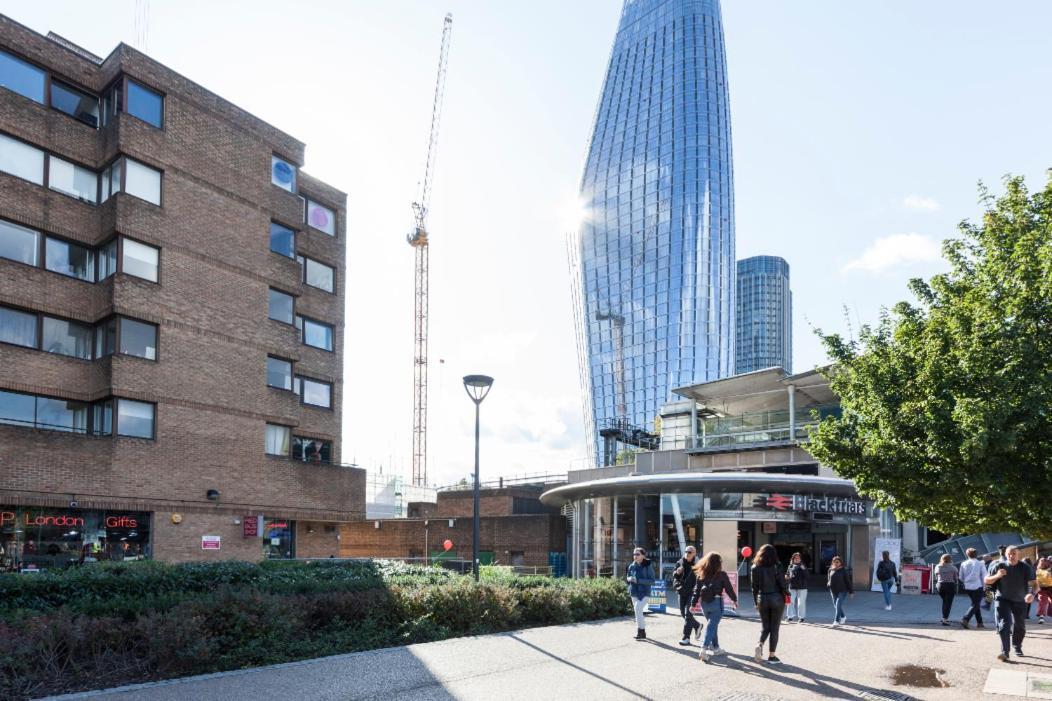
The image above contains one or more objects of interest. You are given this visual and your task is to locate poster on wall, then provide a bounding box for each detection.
[648,579,667,613]
[870,537,902,592]
[201,535,221,550]
[900,568,922,595]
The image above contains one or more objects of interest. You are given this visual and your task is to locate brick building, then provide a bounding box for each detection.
[0,15,364,569]
[341,486,568,568]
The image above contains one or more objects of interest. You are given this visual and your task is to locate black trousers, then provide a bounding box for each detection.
[938,582,957,619]
[758,594,785,652]
[679,593,701,637]
[995,599,1028,653]
[962,588,984,625]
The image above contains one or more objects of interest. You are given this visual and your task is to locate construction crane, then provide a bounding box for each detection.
[409,13,453,488]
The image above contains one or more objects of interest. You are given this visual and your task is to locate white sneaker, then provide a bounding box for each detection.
[840,615,847,625]
[679,637,692,646]
[885,605,892,611]
[831,621,840,627]
[754,643,763,662]
[713,647,726,656]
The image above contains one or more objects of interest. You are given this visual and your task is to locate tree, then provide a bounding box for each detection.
[809,174,1052,540]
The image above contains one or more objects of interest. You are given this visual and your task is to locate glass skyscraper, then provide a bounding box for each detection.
[574,0,735,466]
[735,256,792,374]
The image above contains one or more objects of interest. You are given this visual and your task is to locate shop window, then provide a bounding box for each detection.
[271,155,296,192]
[268,288,294,324]
[270,222,295,258]
[118,318,157,360]
[266,357,293,390]
[48,156,98,204]
[45,237,95,282]
[296,316,333,351]
[0,219,39,266]
[298,255,334,293]
[126,80,163,128]
[265,423,290,455]
[49,81,99,127]
[42,317,93,359]
[0,306,37,348]
[0,133,45,185]
[305,198,335,236]
[263,519,295,559]
[295,376,332,409]
[121,238,159,282]
[0,507,151,571]
[124,158,161,205]
[293,436,332,463]
[116,399,154,438]
[0,50,45,103]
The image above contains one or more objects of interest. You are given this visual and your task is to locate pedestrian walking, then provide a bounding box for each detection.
[626,547,655,640]
[751,544,788,665]
[875,550,897,611]
[935,554,960,625]
[827,556,853,626]
[786,552,808,622]
[959,548,987,629]
[981,554,995,611]
[985,545,1038,662]
[689,551,738,658]
[672,545,702,645]
[1036,557,1052,624]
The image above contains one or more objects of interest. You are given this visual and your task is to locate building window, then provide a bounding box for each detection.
[265,423,290,455]
[296,316,333,351]
[271,155,296,192]
[95,318,116,357]
[293,436,332,463]
[266,356,293,390]
[121,238,159,282]
[101,159,121,201]
[0,389,36,428]
[48,156,98,204]
[98,239,118,280]
[0,50,45,104]
[45,237,95,282]
[93,399,113,435]
[268,288,294,324]
[35,396,89,433]
[270,222,295,258]
[298,255,335,293]
[0,219,39,266]
[116,399,154,438]
[295,376,332,408]
[118,318,157,360]
[42,317,93,359]
[0,306,37,348]
[0,133,45,185]
[125,80,163,128]
[305,199,335,236]
[49,81,99,127]
[124,158,161,205]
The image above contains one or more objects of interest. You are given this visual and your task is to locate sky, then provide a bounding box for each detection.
[6,1,1052,488]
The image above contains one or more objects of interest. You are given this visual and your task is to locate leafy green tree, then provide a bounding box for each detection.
[809,174,1052,540]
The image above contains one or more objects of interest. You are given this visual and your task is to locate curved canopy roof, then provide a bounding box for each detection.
[539,472,860,507]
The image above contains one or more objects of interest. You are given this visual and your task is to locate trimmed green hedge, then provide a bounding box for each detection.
[0,561,630,699]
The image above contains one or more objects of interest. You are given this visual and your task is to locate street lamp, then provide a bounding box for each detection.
[463,374,493,582]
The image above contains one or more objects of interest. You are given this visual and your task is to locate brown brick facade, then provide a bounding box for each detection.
[0,15,364,565]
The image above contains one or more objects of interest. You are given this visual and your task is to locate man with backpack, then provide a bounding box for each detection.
[673,546,702,645]
[875,550,897,611]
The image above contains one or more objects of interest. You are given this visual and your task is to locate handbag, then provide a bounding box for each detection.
[784,592,791,605]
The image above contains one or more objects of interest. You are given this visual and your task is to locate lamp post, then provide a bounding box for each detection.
[463,374,494,582]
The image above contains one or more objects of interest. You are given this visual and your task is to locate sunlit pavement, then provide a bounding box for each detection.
[50,592,1052,701]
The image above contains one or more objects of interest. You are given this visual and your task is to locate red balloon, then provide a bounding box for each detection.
[442,539,453,552]
[740,546,753,559]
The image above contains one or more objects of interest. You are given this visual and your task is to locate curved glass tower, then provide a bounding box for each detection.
[575,0,735,465]
[736,256,792,374]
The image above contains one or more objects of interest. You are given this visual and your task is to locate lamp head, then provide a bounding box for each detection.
[462,375,494,404]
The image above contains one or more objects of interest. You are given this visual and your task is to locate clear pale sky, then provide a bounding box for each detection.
[6,1,1051,487]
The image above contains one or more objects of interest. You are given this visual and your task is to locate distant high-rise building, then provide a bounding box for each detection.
[735,256,792,374]
[573,0,735,466]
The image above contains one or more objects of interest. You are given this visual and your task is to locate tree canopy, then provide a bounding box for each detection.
[809,174,1052,541]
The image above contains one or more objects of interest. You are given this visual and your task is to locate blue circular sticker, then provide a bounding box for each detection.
[273,160,294,185]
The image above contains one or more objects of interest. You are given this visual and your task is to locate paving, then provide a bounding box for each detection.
[49,591,1052,701]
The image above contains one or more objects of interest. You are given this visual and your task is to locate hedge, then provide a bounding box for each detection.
[0,561,630,699]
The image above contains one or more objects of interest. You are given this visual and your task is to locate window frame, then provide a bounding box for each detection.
[119,236,161,284]
[124,78,165,129]
[292,435,333,464]
[265,355,295,392]
[295,314,335,352]
[296,254,336,294]
[268,287,296,326]
[48,78,100,128]
[304,197,337,236]
[0,48,47,106]
[0,303,40,351]
[265,423,293,457]
[114,397,156,439]
[0,130,46,186]
[44,234,96,282]
[271,154,297,193]
[46,153,99,205]
[116,316,159,362]
[294,375,334,410]
[0,388,126,436]
[269,220,297,259]
[122,155,163,207]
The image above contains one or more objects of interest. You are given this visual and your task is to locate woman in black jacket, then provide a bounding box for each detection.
[672,546,702,644]
[751,544,788,664]
[827,556,854,626]
[690,551,738,657]
[786,551,809,622]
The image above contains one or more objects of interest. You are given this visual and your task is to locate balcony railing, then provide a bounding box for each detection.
[694,404,841,449]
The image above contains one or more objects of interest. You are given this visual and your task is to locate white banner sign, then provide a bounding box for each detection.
[871,537,902,592]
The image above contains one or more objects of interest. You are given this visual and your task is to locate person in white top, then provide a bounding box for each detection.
[959,548,987,629]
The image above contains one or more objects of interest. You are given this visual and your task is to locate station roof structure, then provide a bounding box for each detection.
[671,367,835,416]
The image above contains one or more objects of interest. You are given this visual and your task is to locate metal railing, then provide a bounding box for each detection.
[696,404,841,448]
[436,471,568,492]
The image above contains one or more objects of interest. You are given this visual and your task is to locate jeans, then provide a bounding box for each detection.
[679,593,700,637]
[632,596,647,630]
[880,578,894,606]
[963,588,984,625]
[788,588,808,619]
[1038,590,1052,618]
[995,598,1028,653]
[832,591,848,622]
[758,594,785,653]
[701,598,723,649]
[939,582,957,619]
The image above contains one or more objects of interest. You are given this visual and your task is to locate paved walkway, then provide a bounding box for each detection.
[50,592,1052,701]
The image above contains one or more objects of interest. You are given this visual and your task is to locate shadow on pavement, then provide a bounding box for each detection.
[508,633,650,700]
[705,654,907,700]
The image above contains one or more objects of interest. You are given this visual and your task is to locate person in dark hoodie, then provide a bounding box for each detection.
[673,545,702,645]
[626,547,656,640]
[751,544,788,665]
[827,555,854,626]
[785,551,809,622]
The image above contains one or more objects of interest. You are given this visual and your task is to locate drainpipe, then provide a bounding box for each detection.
[690,401,698,450]
[787,384,796,442]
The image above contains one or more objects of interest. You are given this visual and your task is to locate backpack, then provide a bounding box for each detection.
[876,560,894,582]
[698,576,723,603]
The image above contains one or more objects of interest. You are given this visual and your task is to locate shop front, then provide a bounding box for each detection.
[0,505,151,572]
